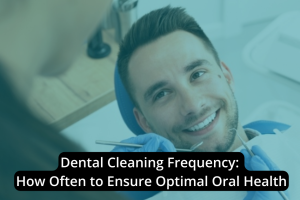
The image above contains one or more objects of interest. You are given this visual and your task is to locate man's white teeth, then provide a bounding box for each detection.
[188,112,217,132]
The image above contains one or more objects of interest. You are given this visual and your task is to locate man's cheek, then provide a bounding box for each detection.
[201,75,225,92]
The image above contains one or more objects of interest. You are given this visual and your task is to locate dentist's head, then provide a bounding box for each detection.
[0,0,129,199]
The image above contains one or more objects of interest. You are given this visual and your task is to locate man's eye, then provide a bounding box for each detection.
[191,71,205,81]
[154,91,168,101]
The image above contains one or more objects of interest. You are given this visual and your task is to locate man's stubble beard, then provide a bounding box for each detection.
[214,93,239,152]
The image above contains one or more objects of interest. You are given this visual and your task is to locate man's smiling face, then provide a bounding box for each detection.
[128,30,239,152]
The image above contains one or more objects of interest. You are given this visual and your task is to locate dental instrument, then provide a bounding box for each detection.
[237,133,255,157]
[95,140,203,152]
[236,132,289,200]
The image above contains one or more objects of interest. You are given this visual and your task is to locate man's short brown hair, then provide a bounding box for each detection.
[117,6,220,110]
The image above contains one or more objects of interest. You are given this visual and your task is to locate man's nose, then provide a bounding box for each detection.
[178,88,205,116]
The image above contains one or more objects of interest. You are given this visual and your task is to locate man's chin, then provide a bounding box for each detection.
[176,128,236,152]
[191,143,232,152]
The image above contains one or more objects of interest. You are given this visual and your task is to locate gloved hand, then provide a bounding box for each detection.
[111,133,176,152]
[241,145,289,200]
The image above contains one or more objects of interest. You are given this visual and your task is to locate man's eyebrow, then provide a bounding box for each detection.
[184,59,209,73]
[144,81,168,102]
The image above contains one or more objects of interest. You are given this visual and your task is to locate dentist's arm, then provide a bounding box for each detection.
[111,133,176,152]
[241,145,289,200]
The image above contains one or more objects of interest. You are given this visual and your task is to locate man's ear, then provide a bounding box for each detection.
[133,107,152,133]
[220,61,235,92]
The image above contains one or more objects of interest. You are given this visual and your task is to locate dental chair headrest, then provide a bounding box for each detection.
[114,66,145,135]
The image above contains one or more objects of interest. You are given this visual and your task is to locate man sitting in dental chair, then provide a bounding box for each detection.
[113,6,293,200]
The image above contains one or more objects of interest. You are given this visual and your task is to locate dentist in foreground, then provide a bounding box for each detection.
[0,0,128,199]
